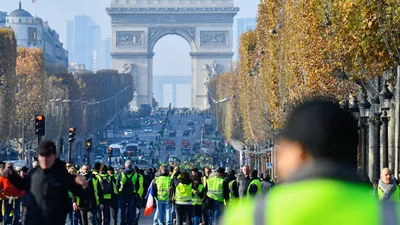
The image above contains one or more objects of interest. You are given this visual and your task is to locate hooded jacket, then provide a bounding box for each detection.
[7,159,84,225]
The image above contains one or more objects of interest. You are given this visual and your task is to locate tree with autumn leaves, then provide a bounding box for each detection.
[0,28,133,159]
[217,0,400,146]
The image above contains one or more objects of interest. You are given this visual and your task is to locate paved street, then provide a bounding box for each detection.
[111,112,205,166]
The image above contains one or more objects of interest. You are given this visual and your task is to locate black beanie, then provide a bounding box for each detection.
[38,140,57,156]
[281,100,359,168]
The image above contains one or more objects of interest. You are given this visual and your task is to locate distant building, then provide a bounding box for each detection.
[98,36,112,70]
[0,12,6,27]
[233,18,257,60]
[67,15,101,72]
[68,62,88,75]
[5,2,68,68]
[66,20,74,59]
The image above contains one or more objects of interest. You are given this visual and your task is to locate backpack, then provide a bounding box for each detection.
[100,176,113,194]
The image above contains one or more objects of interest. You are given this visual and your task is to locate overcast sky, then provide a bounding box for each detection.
[2,0,260,77]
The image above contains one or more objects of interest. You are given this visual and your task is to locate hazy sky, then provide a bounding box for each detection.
[2,0,259,76]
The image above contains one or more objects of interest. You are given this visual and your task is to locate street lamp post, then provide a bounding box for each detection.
[359,94,371,179]
[380,82,394,168]
[372,95,382,180]
[350,98,361,173]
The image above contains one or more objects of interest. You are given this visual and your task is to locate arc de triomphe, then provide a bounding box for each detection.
[106,0,238,109]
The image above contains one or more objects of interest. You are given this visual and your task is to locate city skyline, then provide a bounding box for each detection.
[1,0,259,49]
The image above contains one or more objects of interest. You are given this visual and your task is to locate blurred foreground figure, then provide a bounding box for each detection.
[4,140,87,225]
[223,99,400,225]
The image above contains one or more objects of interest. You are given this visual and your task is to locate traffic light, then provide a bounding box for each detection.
[230,148,234,153]
[35,114,45,136]
[107,147,113,157]
[86,138,92,151]
[68,127,76,142]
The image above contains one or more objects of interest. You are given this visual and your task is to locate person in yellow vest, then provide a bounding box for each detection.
[202,167,212,225]
[134,166,144,225]
[247,170,262,197]
[225,169,239,201]
[107,166,118,225]
[116,160,138,225]
[92,162,102,225]
[68,166,82,225]
[378,168,400,201]
[170,171,193,225]
[72,164,104,225]
[98,165,118,225]
[222,100,400,225]
[154,165,172,225]
[192,176,204,225]
[205,167,229,225]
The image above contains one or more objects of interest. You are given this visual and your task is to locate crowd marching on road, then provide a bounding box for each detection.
[0,100,400,225]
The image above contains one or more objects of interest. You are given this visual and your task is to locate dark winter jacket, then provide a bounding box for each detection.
[72,171,103,210]
[7,159,84,225]
[236,172,250,198]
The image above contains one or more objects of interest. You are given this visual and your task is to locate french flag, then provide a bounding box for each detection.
[144,180,155,216]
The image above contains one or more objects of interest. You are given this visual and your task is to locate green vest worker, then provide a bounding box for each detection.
[378,168,400,201]
[223,100,400,225]
[206,168,230,225]
[154,166,173,225]
[247,170,262,197]
[171,171,193,225]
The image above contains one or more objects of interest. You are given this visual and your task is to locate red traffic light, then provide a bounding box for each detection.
[108,147,113,152]
[69,127,76,132]
[36,115,44,121]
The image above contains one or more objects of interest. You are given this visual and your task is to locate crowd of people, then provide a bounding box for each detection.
[151,164,274,225]
[1,99,400,225]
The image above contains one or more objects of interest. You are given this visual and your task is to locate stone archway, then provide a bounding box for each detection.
[107,0,238,109]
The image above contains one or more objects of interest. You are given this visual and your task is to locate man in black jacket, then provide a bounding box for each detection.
[5,140,87,225]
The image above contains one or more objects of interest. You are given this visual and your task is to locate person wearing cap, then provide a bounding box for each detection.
[222,99,400,225]
[204,167,229,225]
[116,160,139,225]
[4,140,87,225]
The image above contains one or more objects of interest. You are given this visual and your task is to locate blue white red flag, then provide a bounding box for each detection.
[144,180,155,216]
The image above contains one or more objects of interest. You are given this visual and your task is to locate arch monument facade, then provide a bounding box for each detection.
[106,0,239,109]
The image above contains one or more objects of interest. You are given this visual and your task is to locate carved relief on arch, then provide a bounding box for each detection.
[148,27,196,51]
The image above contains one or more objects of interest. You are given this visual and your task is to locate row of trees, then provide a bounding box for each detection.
[216,0,400,147]
[0,28,133,158]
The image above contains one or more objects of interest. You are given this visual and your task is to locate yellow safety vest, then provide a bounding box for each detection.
[207,176,224,202]
[99,174,117,200]
[223,179,400,225]
[192,184,204,206]
[247,179,262,196]
[119,172,138,193]
[77,176,100,206]
[175,182,193,205]
[155,176,171,201]
[377,186,400,201]
[138,174,144,198]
